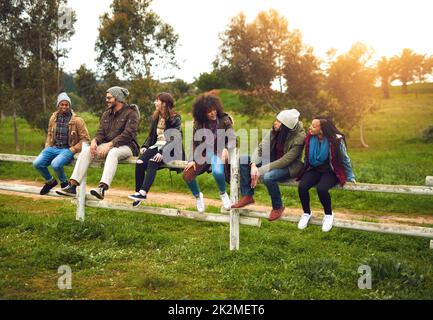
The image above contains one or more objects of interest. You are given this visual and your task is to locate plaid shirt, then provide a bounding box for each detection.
[55,111,72,148]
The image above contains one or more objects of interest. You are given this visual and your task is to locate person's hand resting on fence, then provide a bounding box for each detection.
[140,147,147,154]
[151,153,163,163]
[250,163,260,188]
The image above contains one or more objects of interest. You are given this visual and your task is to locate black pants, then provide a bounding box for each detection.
[298,169,339,215]
[135,148,163,193]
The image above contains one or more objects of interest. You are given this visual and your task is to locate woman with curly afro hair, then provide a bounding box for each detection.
[183,93,236,213]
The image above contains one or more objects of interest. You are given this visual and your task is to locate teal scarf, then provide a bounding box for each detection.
[309,136,329,167]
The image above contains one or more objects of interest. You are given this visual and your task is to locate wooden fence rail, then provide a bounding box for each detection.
[1,151,433,249]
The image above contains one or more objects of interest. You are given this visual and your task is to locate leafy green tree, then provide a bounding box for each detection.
[159,79,192,99]
[283,46,322,102]
[326,43,377,147]
[393,48,423,95]
[0,0,30,150]
[376,56,396,99]
[96,0,179,79]
[217,11,278,88]
[20,0,75,113]
[413,55,433,98]
[216,9,321,117]
[195,71,226,92]
[128,77,161,132]
[74,65,105,114]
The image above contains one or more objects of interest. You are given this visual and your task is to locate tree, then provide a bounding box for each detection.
[413,55,433,98]
[159,79,192,99]
[74,65,105,114]
[393,48,423,95]
[0,0,29,151]
[254,9,299,92]
[215,9,322,117]
[283,46,322,102]
[216,12,276,88]
[96,0,179,79]
[217,9,305,90]
[376,56,396,99]
[195,71,226,92]
[20,0,75,113]
[326,43,377,148]
[128,77,161,132]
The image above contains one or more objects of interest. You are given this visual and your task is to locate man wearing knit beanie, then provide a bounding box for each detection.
[106,86,130,104]
[57,85,140,201]
[33,92,90,195]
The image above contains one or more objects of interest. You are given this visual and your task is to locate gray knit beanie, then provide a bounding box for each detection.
[107,86,129,103]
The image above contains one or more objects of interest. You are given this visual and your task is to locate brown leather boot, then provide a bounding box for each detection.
[231,195,255,208]
[268,206,285,221]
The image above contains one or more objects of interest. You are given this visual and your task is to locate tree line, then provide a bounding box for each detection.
[1,1,433,151]
[195,9,433,146]
[0,0,187,152]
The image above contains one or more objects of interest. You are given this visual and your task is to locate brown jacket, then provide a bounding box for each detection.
[94,104,140,156]
[45,110,90,153]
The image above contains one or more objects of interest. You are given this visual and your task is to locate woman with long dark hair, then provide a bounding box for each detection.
[182,93,236,213]
[128,92,183,206]
[232,109,306,221]
[297,116,355,232]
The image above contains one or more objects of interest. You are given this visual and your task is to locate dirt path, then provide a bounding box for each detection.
[1,179,433,227]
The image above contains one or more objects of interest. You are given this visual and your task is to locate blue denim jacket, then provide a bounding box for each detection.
[339,141,355,182]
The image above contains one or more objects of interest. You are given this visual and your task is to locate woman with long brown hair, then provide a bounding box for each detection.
[128,92,183,206]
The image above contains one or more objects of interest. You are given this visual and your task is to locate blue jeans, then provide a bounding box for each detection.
[32,147,74,183]
[239,155,290,209]
[187,153,226,197]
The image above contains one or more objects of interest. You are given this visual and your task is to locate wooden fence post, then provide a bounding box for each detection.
[76,142,88,222]
[76,175,86,222]
[229,148,240,251]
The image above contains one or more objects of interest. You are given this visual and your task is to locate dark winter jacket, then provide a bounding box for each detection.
[94,104,140,156]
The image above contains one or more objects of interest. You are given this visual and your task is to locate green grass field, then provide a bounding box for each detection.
[1,194,432,299]
[1,86,433,299]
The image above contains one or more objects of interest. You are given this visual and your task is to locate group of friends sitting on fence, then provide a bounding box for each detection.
[32,86,356,232]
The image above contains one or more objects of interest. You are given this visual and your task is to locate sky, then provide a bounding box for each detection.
[64,0,433,83]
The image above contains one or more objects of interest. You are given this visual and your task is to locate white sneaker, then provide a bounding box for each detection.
[298,213,312,230]
[196,192,205,213]
[220,192,232,211]
[322,214,334,232]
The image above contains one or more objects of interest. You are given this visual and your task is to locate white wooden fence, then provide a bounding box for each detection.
[1,151,433,249]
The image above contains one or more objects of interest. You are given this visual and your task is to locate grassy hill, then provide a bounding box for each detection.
[1,87,433,299]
